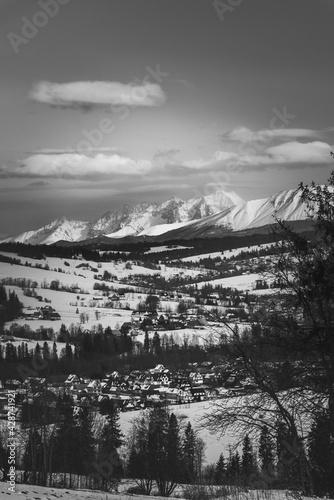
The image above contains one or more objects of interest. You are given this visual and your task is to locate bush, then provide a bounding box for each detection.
[182,484,231,500]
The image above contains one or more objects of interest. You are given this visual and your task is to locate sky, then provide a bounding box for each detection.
[0,0,334,237]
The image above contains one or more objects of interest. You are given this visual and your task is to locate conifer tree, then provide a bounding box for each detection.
[258,425,275,476]
[308,410,334,496]
[98,399,124,489]
[241,434,257,485]
[214,453,226,485]
[182,422,196,483]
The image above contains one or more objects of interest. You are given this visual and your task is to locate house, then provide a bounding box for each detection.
[86,379,102,394]
[189,372,204,386]
[50,312,61,321]
[65,374,81,388]
[190,387,207,402]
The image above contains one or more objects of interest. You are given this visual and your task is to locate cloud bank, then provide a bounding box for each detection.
[30,80,167,110]
[0,153,152,179]
[223,126,321,143]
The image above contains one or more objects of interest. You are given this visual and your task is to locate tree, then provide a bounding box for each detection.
[214,453,226,485]
[145,294,160,312]
[182,422,196,484]
[202,171,334,494]
[308,409,334,496]
[144,330,150,353]
[241,434,257,484]
[126,413,154,495]
[258,425,275,479]
[152,331,161,355]
[72,406,95,477]
[127,408,182,497]
[97,399,124,490]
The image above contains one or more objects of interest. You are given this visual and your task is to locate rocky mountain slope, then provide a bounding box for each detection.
[1,188,311,245]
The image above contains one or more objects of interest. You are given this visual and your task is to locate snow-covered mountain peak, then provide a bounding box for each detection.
[1,187,311,245]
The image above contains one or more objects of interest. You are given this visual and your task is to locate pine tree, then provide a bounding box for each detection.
[73,406,95,476]
[97,399,124,489]
[258,425,275,477]
[51,394,77,482]
[51,341,58,362]
[182,422,196,483]
[42,341,50,361]
[214,453,226,485]
[144,331,150,353]
[308,410,334,496]
[241,434,257,485]
[166,413,181,486]
[226,450,241,485]
[152,331,161,355]
[65,342,73,361]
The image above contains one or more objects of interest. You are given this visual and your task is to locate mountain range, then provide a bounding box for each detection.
[2,188,310,245]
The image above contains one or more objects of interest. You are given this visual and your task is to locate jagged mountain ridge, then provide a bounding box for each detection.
[4,190,244,245]
[159,188,309,240]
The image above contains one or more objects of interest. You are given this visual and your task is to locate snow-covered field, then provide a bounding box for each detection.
[181,243,276,263]
[1,481,330,500]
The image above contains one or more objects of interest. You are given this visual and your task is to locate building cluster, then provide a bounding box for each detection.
[0,362,250,416]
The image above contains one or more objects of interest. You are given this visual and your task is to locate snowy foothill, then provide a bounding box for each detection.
[181,243,276,263]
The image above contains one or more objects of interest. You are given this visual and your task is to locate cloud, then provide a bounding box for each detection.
[182,151,238,170]
[166,141,332,174]
[223,126,321,143]
[153,149,181,161]
[31,147,120,155]
[264,141,332,165]
[30,80,167,110]
[27,181,50,187]
[0,153,153,179]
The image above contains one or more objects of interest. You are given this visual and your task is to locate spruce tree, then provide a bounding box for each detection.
[144,330,150,353]
[98,399,124,489]
[214,453,226,485]
[241,434,257,481]
[182,422,196,483]
[308,410,334,496]
[258,425,275,477]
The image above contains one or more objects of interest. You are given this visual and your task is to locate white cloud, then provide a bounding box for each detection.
[0,153,153,179]
[224,126,320,143]
[166,141,332,174]
[181,151,238,169]
[32,147,120,155]
[30,80,167,109]
[264,141,332,164]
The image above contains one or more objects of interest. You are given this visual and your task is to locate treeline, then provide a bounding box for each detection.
[0,285,23,327]
[7,399,331,497]
[0,230,295,264]
[0,395,124,491]
[0,327,210,381]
